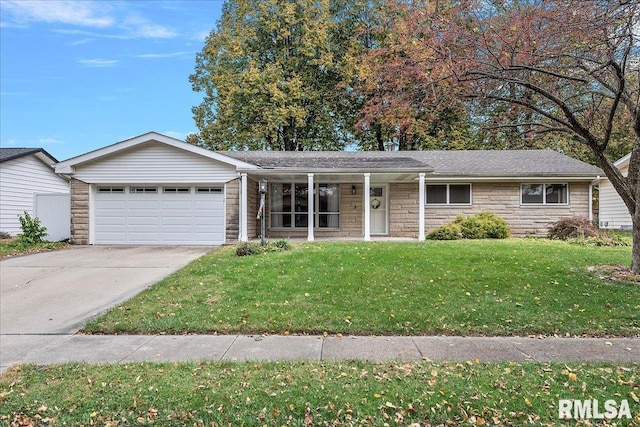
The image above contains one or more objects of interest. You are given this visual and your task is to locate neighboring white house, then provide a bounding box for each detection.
[0,148,70,239]
[599,153,633,230]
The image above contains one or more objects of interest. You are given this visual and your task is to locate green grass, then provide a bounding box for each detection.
[0,238,68,258]
[1,361,638,426]
[84,240,640,337]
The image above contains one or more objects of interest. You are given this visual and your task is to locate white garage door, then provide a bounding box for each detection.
[94,185,225,245]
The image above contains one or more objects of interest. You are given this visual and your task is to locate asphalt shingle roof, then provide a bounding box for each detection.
[220,151,430,170]
[220,149,602,177]
[0,148,58,163]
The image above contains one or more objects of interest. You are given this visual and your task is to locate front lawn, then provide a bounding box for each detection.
[2,361,638,426]
[84,240,640,337]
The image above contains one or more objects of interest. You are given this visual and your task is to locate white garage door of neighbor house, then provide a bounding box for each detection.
[94,185,225,245]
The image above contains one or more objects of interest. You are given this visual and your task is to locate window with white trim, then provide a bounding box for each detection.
[163,187,191,194]
[521,183,568,205]
[426,184,471,205]
[270,183,340,229]
[196,187,223,193]
[130,187,157,194]
[97,186,124,193]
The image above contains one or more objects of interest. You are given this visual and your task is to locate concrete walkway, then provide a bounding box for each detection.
[2,334,638,372]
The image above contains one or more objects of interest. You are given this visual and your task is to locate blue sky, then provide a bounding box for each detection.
[0,0,224,161]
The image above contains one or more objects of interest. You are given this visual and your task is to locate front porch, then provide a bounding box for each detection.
[236,172,429,242]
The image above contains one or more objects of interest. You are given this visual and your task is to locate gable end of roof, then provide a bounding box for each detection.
[55,132,259,174]
[0,148,59,164]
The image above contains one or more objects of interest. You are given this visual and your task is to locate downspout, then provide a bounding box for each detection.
[590,176,600,224]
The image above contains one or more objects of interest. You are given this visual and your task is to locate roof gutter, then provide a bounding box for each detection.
[236,167,434,175]
[421,175,602,182]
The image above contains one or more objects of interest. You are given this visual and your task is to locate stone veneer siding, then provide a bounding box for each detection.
[423,181,591,237]
[70,178,90,245]
[263,181,591,239]
[248,179,259,239]
[225,179,240,242]
[226,178,261,242]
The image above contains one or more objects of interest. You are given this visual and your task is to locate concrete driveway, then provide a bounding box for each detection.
[0,246,210,370]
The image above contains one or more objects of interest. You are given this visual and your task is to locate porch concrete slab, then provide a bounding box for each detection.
[322,336,422,361]
[413,336,531,362]
[123,335,237,363]
[509,337,640,363]
[22,335,155,365]
[222,335,322,361]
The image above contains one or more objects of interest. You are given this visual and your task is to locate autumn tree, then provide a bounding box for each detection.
[331,0,397,151]
[362,0,640,272]
[346,0,477,151]
[189,0,347,151]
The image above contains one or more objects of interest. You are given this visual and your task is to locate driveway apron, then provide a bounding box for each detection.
[0,246,210,370]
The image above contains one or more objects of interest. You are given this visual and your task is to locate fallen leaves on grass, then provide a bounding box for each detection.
[588,265,640,284]
[3,361,639,426]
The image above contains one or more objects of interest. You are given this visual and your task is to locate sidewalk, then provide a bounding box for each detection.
[2,334,639,373]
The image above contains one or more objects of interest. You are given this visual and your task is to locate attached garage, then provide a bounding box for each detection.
[94,185,225,245]
[54,132,259,246]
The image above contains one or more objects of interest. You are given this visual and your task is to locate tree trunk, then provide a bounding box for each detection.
[633,207,640,273]
[282,123,296,151]
[398,127,408,151]
[376,124,384,151]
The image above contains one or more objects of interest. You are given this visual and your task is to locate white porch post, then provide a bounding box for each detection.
[418,172,425,241]
[307,173,314,241]
[364,173,371,241]
[240,173,248,242]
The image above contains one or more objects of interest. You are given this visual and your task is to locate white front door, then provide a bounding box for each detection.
[369,186,388,235]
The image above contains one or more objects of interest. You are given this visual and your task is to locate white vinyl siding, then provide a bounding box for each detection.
[73,142,238,183]
[35,193,71,241]
[94,185,225,245]
[599,162,632,229]
[0,155,69,236]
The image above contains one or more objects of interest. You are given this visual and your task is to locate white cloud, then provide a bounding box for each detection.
[38,137,63,145]
[1,0,178,40]
[78,59,119,67]
[129,22,177,39]
[190,29,211,42]
[1,0,113,28]
[136,52,191,59]
[69,38,94,46]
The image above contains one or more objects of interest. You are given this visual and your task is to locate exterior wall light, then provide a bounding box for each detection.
[259,178,267,194]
